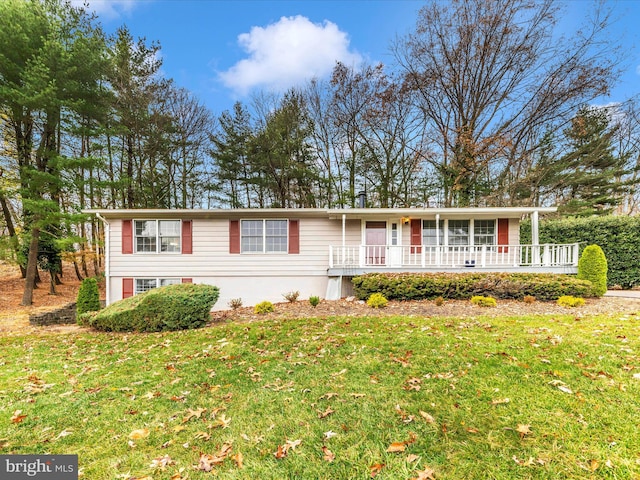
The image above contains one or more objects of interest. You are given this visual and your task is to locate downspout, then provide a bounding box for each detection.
[95,212,110,306]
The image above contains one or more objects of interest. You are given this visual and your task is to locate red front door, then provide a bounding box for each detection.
[365,221,386,265]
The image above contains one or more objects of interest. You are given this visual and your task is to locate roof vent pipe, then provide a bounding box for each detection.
[358,190,367,208]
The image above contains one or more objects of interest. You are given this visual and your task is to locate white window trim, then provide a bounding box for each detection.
[134,277,181,295]
[240,218,289,254]
[134,219,182,254]
[473,219,497,246]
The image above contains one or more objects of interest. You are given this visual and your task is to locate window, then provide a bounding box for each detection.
[448,220,469,245]
[241,219,287,253]
[135,278,180,295]
[422,220,444,246]
[134,220,181,253]
[474,220,496,246]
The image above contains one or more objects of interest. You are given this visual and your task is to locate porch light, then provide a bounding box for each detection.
[402,217,411,225]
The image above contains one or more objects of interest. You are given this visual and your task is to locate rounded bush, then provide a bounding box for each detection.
[367,293,388,309]
[577,244,607,297]
[254,301,274,314]
[309,296,320,307]
[470,295,497,307]
[557,295,585,307]
[83,283,219,332]
[76,277,101,316]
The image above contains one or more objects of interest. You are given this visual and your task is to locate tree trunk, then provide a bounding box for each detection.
[49,270,56,295]
[73,257,84,281]
[0,189,26,277]
[21,227,40,306]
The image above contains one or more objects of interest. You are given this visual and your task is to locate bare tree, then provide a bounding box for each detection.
[394,0,622,207]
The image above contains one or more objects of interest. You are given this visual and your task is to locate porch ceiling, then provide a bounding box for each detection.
[326,207,557,220]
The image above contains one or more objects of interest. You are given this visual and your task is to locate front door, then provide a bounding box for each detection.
[365,221,386,265]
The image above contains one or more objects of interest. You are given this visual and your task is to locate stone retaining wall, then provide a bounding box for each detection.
[29,302,77,326]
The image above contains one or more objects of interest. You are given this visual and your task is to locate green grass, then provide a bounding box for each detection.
[1,313,639,479]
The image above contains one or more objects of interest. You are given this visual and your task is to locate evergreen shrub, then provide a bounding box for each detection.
[367,293,388,308]
[577,245,608,296]
[557,295,585,307]
[254,301,274,314]
[80,283,219,332]
[76,277,101,316]
[470,295,497,307]
[352,272,595,301]
[309,296,320,307]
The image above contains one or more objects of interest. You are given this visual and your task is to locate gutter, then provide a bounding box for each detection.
[95,212,110,306]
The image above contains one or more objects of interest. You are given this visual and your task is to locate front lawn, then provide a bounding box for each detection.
[1,313,639,479]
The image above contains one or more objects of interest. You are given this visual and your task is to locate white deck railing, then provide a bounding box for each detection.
[328,244,580,269]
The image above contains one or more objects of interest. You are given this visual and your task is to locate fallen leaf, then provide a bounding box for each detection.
[197,443,233,471]
[56,429,73,439]
[370,463,385,477]
[386,442,406,453]
[182,407,206,423]
[516,424,532,439]
[324,430,338,439]
[490,398,510,405]
[128,428,149,440]
[150,455,175,470]
[231,452,244,468]
[211,414,231,429]
[419,411,436,424]
[317,407,335,419]
[589,459,599,472]
[274,439,302,459]
[322,446,335,462]
[406,454,420,463]
[412,466,436,479]
[194,431,211,441]
[11,410,27,424]
[331,369,347,377]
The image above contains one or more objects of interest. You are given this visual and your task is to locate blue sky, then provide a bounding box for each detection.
[79,0,639,116]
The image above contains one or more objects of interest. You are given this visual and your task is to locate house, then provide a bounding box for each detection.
[86,207,579,309]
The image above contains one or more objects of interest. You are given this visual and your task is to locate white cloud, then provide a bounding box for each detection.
[218,15,362,96]
[71,0,140,20]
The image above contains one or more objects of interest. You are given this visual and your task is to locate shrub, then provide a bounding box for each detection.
[254,301,274,314]
[522,295,536,304]
[577,245,608,297]
[520,215,640,288]
[557,295,585,307]
[76,277,101,316]
[309,295,320,307]
[283,290,300,303]
[434,296,445,306]
[471,295,497,307]
[82,283,219,332]
[352,272,595,302]
[228,298,243,310]
[367,293,388,308]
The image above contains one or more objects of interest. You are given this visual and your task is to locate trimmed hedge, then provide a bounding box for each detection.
[351,272,596,301]
[521,215,640,288]
[76,277,101,315]
[80,283,219,332]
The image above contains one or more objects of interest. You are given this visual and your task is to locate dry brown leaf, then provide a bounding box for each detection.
[516,424,532,439]
[128,428,150,440]
[406,454,420,463]
[197,443,233,471]
[386,442,406,453]
[231,452,244,469]
[322,446,335,462]
[589,459,600,472]
[194,431,211,441]
[182,407,206,423]
[412,466,436,479]
[211,414,231,429]
[370,463,385,478]
[317,407,335,419]
[274,439,302,459]
[490,398,510,405]
[11,410,27,424]
[150,455,175,470]
[419,411,436,424]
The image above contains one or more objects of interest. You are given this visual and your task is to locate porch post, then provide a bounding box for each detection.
[435,213,441,266]
[531,210,540,246]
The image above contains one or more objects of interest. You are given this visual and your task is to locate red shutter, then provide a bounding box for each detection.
[497,218,509,253]
[181,278,192,284]
[182,220,192,254]
[122,220,133,254]
[122,278,134,298]
[410,219,422,254]
[229,220,240,254]
[288,219,300,254]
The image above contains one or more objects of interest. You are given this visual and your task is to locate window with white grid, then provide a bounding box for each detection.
[448,220,469,245]
[134,220,181,253]
[241,219,287,253]
[422,220,444,246]
[135,278,180,295]
[473,220,496,246]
